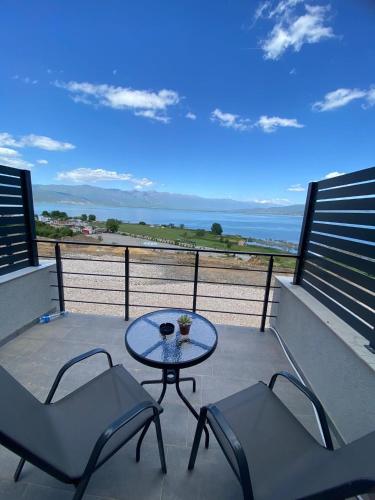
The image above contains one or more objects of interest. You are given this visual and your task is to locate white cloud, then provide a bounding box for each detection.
[313,86,375,111]
[56,168,154,188]
[0,132,19,148]
[257,1,335,60]
[20,134,75,151]
[0,156,33,170]
[254,197,292,205]
[366,87,375,107]
[287,183,306,192]
[289,67,296,75]
[134,109,170,123]
[210,108,251,131]
[0,147,20,157]
[324,171,345,179]
[256,115,304,132]
[313,88,367,111]
[13,75,38,84]
[37,159,48,165]
[186,112,197,120]
[55,80,180,123]
[113,69,117,75]
[0,132,75,151]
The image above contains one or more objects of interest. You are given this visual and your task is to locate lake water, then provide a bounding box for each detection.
[35,203,303,244]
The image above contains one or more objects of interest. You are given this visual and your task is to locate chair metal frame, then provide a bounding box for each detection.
[187,371,375,500]
[7,348,166,500]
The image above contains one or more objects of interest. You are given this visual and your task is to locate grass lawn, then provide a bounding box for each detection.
[95,222,297,269]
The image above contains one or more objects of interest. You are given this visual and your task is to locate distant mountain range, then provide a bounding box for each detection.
[32,184,305,215]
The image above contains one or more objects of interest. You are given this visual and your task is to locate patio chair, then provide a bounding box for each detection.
[0,348,166,499]
[188,371,375,500]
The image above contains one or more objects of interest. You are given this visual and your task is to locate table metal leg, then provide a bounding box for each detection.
[136,370,168,462]
[137,368,207,462]
[179,376,196,392]
[175,371,209,448]
[141,379,163,386]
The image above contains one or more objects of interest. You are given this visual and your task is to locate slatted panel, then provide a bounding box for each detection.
[0,164,38,275]
[295,166,375,347]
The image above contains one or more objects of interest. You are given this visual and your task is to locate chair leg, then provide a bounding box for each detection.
[188,407,207,470]
[73,474,91,500]
[14,458,26,482]
[154,413,167,474]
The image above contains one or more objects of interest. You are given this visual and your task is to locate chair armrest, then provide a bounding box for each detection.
[207,405,253,498]
[45,348,114,404]
[269,371,333,450]
[84,400,159,473]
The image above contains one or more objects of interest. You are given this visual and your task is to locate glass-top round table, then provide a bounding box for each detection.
[125,309,217,454]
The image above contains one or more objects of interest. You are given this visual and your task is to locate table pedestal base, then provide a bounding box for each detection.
[136,368,209,462]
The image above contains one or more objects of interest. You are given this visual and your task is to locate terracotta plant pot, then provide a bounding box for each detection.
[178,323,191,335]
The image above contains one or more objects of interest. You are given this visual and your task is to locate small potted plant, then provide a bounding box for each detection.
[177,314,192,335]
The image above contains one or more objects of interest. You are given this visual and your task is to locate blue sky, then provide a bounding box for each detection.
[1,0,374,205]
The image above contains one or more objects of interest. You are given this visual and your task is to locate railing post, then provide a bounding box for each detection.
[293,181,318,284]
[55,242,65,313]
[192,251,199,312]
[20,169,39,266]
[260,256,273,332]
[125,246,130,321]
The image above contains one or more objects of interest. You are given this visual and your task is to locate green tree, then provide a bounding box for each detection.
[195,229,205,237]
[211,222,223,235]
[179,223,185,229]
[81,214,88,221]
[88,214,96,222]
[139,221,147,225]
[41,210,50,217]
[106,218,120,233]
[50,210,68,220]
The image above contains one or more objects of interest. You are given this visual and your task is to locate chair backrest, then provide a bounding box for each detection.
[0,366,52,459]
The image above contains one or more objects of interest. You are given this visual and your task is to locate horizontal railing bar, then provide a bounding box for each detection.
[314,212,375,226]
[0,195,23,206]
[302,270,374,325]
[311,222,375,243]
[196,307,276,317]
[0,206,24,215]
[304,261,374,307]
[0,165,22,177]
[305,253,374,292]
[51,271,126,278]
[317,166,375,189]
[129,275,193,283]
[0,225,27,237]
[0,173,21,186]
[301,280,373,341]
[51,284,125,292]
[130,289,193,297]
[52,298,124,306]
[315,197,374,211]
[58,256,125,264]
[129,260,194,268]
[35,238,296,258]
[0,185,22,196]
[308,242,375,276]
[0,260,29,276]
[196,294,278,303]
[316,181,375,200]
[309,233,374,259]
[194,279,279,288]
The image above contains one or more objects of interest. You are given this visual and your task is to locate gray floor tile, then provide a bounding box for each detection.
[0,312,318,500]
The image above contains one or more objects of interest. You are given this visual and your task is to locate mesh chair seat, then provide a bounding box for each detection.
[0,364,161,481]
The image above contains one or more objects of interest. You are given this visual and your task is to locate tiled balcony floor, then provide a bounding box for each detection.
[0,313,322,500]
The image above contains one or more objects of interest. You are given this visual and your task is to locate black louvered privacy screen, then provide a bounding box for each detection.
[294,166,375,348]
[0,164,39,276]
